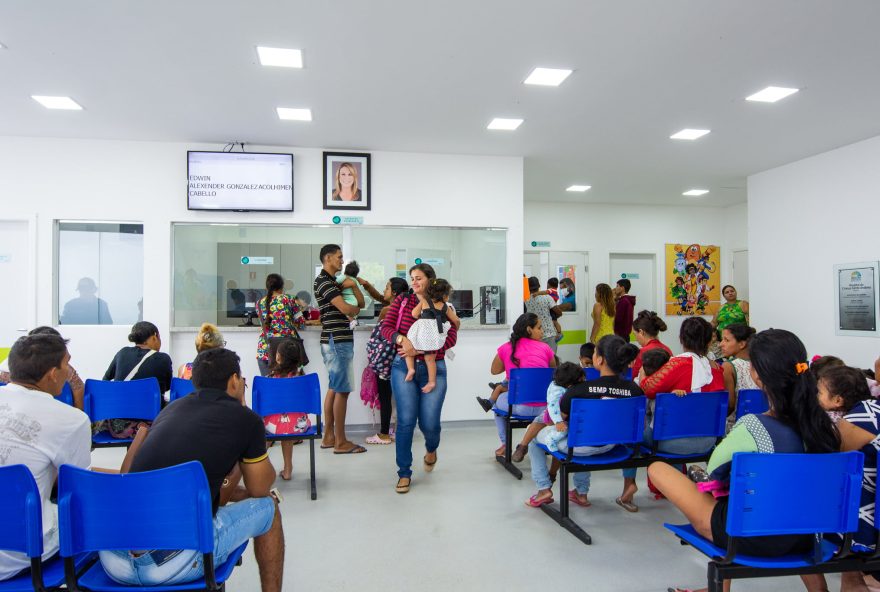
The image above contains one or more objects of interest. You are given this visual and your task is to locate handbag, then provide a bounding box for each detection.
[360,366,379,409]
[366,300,406,379]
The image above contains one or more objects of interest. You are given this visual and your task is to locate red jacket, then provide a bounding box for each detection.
[641,355,725,399]
[631,339,673,378]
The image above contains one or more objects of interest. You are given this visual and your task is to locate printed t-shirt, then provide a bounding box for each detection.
[559,375,644,416]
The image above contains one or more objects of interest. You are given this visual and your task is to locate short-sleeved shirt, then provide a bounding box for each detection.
[130,388,268,514]
[255,293,305,362]
[0,384,92,580]
[525,295,558,339]
[559,375,644,416]
[314,269,352,344]
[496,338,555,379]
[103,346,173,393]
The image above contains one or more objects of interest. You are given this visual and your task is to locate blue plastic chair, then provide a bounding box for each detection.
[57,382,74,407]
[650,391,728,459]
[665,451,864,592]
[0,464,94,592]
[84,378,162,448]
[537,396,647,544]
[735,389,769,420]
[58,461,246,592]
[583,367,633,381]
[252,373,323,500]
[492,367,554,480]
[169,377,195,402]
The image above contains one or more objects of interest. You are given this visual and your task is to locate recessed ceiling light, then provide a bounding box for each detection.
[31,95,83,110]
[276,107,312,121]
[745,86,799,103]
[566,185,591,192]
[524,67,573,87]
[257,46,303,68]
[670,128,710,140]
[683,189,709,196]
[487,118,523,130]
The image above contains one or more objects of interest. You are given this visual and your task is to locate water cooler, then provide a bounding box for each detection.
[480,285,504,325]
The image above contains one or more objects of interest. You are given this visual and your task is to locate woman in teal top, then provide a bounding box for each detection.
[712,284,749,331]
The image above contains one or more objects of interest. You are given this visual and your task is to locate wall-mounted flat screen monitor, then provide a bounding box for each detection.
[188,151,294,211]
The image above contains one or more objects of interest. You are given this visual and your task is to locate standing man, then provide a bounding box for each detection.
[613,278,637,340]
[314,244,366,454]
[0,334,91,582]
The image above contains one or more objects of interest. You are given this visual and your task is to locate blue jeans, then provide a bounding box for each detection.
[99,497,275,586]
[321,335,354,392]
[493,392,545,443]
[529,426,614,493]
[621,425,717,478]
[391,355,447,478]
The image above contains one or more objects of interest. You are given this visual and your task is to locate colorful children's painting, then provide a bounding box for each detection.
[664,243,721,316]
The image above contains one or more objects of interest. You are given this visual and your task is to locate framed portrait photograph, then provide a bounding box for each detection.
[323,151,371,210]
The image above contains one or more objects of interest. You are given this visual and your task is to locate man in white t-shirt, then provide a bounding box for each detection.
[0,334,91,581]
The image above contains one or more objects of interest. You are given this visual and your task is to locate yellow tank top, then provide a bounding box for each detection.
[594,310,615,342]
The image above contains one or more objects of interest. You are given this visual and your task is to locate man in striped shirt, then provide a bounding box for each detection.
[314,244,366,454]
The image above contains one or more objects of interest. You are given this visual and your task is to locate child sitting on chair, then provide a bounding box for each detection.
[405,279,460,394]
[336,260,363,328]
[579,342,596,369]
[511,362,584,463]
[264,339,311,481]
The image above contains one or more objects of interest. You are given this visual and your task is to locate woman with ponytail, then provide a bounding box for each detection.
[481,313,556,457]
[651,329,840,591]
[630,310,671,380]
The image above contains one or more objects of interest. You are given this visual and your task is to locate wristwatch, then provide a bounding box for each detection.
[396,334,404,345]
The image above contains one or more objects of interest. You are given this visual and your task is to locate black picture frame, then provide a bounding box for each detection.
[323,151,371,211]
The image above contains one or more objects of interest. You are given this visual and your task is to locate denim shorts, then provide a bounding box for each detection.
[321,335,354,392]
[98,497,275,586]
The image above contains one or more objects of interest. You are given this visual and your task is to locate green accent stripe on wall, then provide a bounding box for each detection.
[558,330,587,345]
[0,348,10,364]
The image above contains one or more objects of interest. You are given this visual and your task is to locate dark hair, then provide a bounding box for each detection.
[820,366,872,411]
[559,278,575,293]
[408,263,436,279]
[269,339,303,377]
[810,355,845,380]
[261,274,285,329]
[509,313,540,367]
[685,263,697,274]
[616,279,631,293]
[723,323,756,343]
[579,342,596,360]
[547,278,559,289]
[343,260,360,277]
[8,334,69,384]
[191,348,241,391]
[320,244,341,263]
[865,368,876,380]
[426,278,452,302]
[713,328,721,342]
[749,329,839,453]
[641,348,671,376]
[679,317,713,356]
[632,310,667,337]
[722,285,735,294]
[388,277,408,298]
[554,362,584,389]
[528,276,541,292]
[128,321,159,345]
[28,326,62,337]
[595,334,639,374]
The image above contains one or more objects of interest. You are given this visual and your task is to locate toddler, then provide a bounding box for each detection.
[640,348,671,377]
[406,279,460,393]
[579,342,596,369]
[511,362,584,463]
[337,261,362,328]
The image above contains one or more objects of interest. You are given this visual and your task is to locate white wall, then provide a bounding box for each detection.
[0,136,523,423]
[749,134,880,368]
[524,201,748,354]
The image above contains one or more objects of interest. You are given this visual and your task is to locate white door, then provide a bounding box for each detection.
[732,250,749,300]
[0,221,33,351]
[609,253,657,313]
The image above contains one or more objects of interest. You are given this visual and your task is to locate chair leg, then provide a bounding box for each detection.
[494,417,523,479]
[707,562,723,592]
[309,439,317,501]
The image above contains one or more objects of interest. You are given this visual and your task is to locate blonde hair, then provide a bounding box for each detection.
[595,284,616,318]
[332,163,359,200]
[195,322,224,353]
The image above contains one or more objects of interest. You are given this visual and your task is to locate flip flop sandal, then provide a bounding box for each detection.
[667,588,696,592]
[616,496,639,512]
[365,434,393,445]
[424,454,437,472]
[334,444,367,454]
[395,477,411,494]
[525,494,554,508]
[568,489,592,507]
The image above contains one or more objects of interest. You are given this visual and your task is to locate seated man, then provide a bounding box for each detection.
[0,334,92,581]
[99,348,284,592]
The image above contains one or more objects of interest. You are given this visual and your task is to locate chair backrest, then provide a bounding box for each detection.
[169,377,195,402]
[83,378,162,423]
[567,396,646,448]
[508,368,555,406]
[0,464,42,558]
[726,452,863,537]
[252,373,322,417]
[58,382,74,406]
[735,389,769,420]
[583,368,633,381]
[57,462,214,555]
[653,391,728,440]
